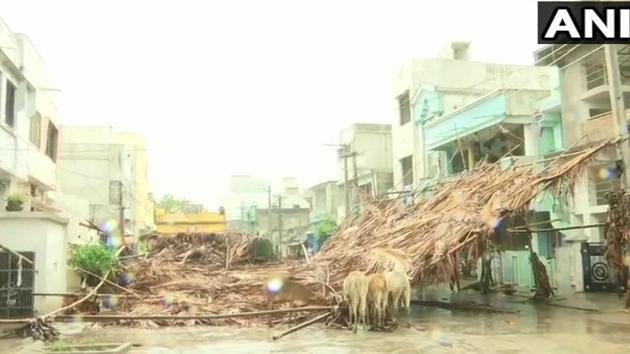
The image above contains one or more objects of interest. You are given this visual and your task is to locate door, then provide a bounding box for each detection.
[0,252,35,318]
[581,243,620,293]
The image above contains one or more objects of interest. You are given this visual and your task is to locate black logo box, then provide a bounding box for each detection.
[539,1,630,44]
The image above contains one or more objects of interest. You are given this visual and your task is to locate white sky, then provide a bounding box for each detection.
[1,0,542,209]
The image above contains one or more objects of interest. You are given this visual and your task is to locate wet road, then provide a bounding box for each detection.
[3,302,630,353]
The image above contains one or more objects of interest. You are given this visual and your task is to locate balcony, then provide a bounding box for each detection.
[582,110,630,144]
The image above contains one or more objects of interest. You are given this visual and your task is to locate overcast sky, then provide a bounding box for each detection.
[1,0,542,209]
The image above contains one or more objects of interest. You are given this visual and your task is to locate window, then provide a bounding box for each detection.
[400,155,413,187]
[45,122,59,161]
[5,81,16,127]
[30,113,41,148]
[398,91,410,125]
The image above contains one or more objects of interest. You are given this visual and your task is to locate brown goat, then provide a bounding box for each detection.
[262,276,320,327]
[367,272,388,328]
[343,271,368,333]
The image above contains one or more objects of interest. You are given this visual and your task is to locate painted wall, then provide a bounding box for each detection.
[307,181,338,223]
[155,208,226,233]
[0,213,68,315]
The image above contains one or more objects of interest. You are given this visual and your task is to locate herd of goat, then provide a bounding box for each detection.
[263,267,411,332]
[343,268,411,333]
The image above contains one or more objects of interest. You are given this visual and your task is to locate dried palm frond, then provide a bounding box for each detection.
[363,247,413,273]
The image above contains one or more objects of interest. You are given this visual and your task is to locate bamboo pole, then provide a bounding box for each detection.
[301,244,310,264]
[0,306,335,324]
[72,266,141,297]
[38,247,125,320]
[508,223,607,233]
[0,242,34,265]
[272,311,331,340]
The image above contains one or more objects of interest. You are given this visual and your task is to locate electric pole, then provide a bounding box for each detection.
[341,145,351,218]
[605,44,630,188]
[278,194,283,258]
[265,185,272,239]
[605,42,630,303]
[352,149,358,212]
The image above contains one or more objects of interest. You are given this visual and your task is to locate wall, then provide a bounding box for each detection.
[307,182,338,222]
[0,213,68,315]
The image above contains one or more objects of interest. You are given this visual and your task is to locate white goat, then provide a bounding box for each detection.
[384,269,411,322]
[343,271,368,333]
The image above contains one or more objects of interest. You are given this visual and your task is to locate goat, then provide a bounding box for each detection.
[384,269,411,323]
[367,272,388,329]
[262,276,320,327]
[343,271,368,333]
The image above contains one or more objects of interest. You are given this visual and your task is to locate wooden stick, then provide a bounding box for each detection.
[272,311,331,340]
[0,307,335,324]
[508,223,607,233]
[73,266,141,297]
[301,244,310,264]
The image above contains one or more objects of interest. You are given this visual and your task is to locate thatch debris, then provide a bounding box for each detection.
[313,138,620,289]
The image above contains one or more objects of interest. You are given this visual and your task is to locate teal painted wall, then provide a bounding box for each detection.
[424,94,507,150]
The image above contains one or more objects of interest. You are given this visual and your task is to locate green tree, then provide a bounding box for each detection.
[157,194,190,212]
[315,219,337,239]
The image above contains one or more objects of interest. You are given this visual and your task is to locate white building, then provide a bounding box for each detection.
[336,123,393,220]
[56,126,156,245]
[392,42,556,189]
[304,181,338,224]
[0,19,95,317]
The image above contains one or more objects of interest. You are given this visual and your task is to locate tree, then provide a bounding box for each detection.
[315,219,337,239]
[157,194,190,212]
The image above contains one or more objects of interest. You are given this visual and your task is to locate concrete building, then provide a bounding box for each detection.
[56,126,156,245]
[223,175,309,231]
[531,44,630,294]
[304,181,338,224]
[337,123,394,220]
[0,20,95,317]
[392,42,556,190]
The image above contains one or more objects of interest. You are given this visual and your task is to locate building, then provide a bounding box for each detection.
[222,175,310,231]
[0,20,95,317]
[155,206,226,234]
[56,126,156,245]
[531,44,630,294]
[337,123,394,220]
[392,42,556,190]
[304,181,338,224]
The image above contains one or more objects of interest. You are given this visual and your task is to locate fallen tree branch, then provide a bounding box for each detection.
[272,311,332,340]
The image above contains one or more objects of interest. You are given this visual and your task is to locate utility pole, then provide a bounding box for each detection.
[605,44,630,188]
[341,145,350,218]
[265,185,272,239]
[605,43,630,303]
[352,149,358,212]
[277,194,283,258]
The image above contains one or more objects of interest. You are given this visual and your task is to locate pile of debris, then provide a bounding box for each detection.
[111,233,328,328]
[313,139,619,290]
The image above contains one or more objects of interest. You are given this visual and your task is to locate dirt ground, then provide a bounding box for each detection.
[3,298,630,354]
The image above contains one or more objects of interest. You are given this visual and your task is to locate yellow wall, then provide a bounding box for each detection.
[155,208,226,233]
